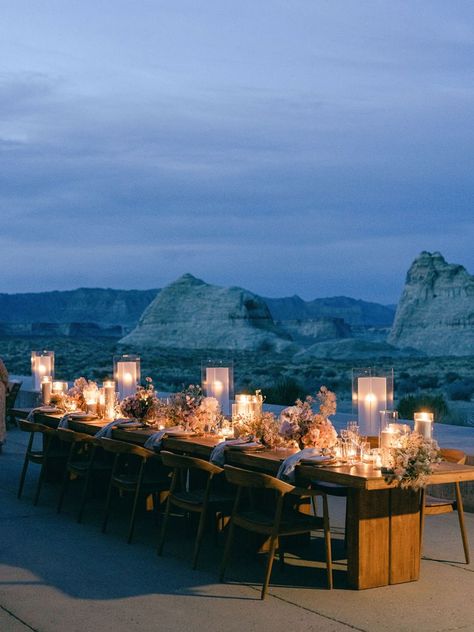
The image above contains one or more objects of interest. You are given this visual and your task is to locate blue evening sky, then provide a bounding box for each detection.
[1,1,473,303]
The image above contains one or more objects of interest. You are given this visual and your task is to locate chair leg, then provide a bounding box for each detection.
[101,479,115,534]
[127,465,145,544]
[17,455,30,499]
[77,471,91,524]
[455,483,470,564]
[192,508,207,570]
[57,469,71,513]
[322,494,333,589]
[261,535,278,600]
[419,489,426,553]
[157,495,173,556]
[219,517,237,582]
[77,448,97,523]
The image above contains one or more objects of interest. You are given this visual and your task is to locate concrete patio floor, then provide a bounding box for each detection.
[1,428,473,632]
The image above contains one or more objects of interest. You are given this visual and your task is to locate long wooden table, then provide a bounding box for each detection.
[14,408,474,590]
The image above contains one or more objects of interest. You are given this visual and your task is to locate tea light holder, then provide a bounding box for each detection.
[52,380,68,395]
[114,355,140,400]
[103,380,116,420]
[201,360,233,417]
[41,376,52,405]
[414,411,433,440]
[83,384,99,416]
[232,392,263,420]
[352,367,394,436]
[31,350,55,391]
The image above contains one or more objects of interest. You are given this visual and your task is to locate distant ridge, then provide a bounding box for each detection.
[0,288,159,328]
[264,295,395,327]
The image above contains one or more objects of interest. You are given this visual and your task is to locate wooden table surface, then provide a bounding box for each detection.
[13,408,474,590]
[13,408,474,489]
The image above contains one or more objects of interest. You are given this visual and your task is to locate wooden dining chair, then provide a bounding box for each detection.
[157,451,234,569]
[6,381,22,427]
[56,428,113,523]
[100,438,171,544]
[17,419,67,505]
[421,448,470,564]
[310,435,379,544]
[220,465,333,599]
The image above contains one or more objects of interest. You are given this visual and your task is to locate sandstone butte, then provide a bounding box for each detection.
[388,251,474,356]
[119,273,293,351]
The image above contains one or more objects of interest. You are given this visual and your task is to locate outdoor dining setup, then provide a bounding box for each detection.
[12,349,474,595]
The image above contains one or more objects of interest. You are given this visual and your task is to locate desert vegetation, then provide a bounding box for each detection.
[2,334,474,426]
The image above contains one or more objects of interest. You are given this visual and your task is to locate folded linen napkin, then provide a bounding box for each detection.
[277,447,321,482]
[94,419,137,438]
[143,426,181,450]
[57,414,71,429]
[27,407,59,421]
[209,438,252,466]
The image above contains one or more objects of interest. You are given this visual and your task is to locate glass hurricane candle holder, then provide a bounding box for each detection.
[352,367,394,436]
[31,350,55,391]
[114,355,140,400]
[201,360,233,417]
[414,411,434,440]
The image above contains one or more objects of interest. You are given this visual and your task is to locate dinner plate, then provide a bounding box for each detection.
[38,406,61,413]
[68,412,97,420]
[227,442,263,451]
[164,429,196,437]
[300,456,338,466]
[115,421,145,429]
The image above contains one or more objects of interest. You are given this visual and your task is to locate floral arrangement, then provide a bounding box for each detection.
[120,377,160,423]
[161,384,224,432]
[66,377,98,411]
[383,433,441,490]
[278,386,338,450]
[233,410,289,449]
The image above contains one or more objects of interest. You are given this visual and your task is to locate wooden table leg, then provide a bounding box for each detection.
[347,488,390,589]
[346,487,421,589]
[389,488,421,584]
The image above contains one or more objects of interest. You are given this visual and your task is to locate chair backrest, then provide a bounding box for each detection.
[440,448,466,465]
[99,437,155,459]
[160,450,223,475]
[57,428,95,444]
[18,419,57,437]
[224,464,294,495]
[6,381,22,410]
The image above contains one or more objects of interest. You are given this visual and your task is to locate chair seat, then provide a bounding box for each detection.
[172,489,234,507]
[311,480,348,497]
[235,508,324,535]
[27,449,65,463]
[69,460,112,476]
[425,495,456,514]
[112,473,169,491]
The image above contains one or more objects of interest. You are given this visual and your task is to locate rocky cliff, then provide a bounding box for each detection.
[276,317,352,346]
[388,252,474,356]
[120,274,293,351]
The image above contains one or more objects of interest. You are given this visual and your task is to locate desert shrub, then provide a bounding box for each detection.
[262,377,306,406]
[398,371,411,380]
[415,375,439,389]
[444,371,461,384]
[397,393,449,422]
[397,379,417,395]
[446,380,474,402]
[324,368,337,378]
